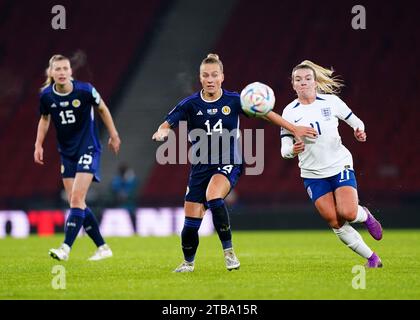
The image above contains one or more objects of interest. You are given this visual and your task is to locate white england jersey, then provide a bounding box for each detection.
[280,94,364,179]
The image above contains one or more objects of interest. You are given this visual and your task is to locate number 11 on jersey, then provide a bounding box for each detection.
[310,121,321,135]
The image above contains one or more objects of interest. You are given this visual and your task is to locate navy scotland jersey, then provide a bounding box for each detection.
[165,89,246,165]
[39,80,102,158]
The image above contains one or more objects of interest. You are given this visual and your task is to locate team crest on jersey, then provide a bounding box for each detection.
[207,108,218,115]
[221,106,231,115]
[321,107,331,120]
[60,101,69,107]
[72,99,81,108]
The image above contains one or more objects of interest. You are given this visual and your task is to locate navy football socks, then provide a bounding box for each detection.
[83,207,105,247]
[181,217,203,262]
[64,208,85,248]
[207,198,232,250]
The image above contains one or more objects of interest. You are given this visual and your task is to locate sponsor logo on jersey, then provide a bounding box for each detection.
[51,103,57,108]
[221,106,231,115]
[185,186,190,196]
[197,110,203,116]
[83,165,90,170]
[60,101,69,107]
[207,108,218,115]
[294,117,303,123]
[321,107,331,120]
[61,165,65,174]
[72,99,81,108]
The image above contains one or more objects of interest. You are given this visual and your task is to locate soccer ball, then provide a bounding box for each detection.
[240,82,275,117]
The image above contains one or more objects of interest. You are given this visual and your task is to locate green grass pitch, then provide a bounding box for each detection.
[0,230,419,299]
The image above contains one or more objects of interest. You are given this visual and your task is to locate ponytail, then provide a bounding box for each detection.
[292,60,344,94]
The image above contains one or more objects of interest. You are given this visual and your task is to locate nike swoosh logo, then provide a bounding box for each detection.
[294,117,303,123]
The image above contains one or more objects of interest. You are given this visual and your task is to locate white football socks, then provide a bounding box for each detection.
[350,205,368,223]
[333,222,373,258]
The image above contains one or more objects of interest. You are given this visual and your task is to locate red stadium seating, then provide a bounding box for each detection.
[0,0,165,204]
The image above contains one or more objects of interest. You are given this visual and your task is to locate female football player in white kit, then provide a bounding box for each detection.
[280,60,383,268]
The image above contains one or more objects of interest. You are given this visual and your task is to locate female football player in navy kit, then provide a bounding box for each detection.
[281,60,383,268]
[34,54,121,261]
[153,53,318,272]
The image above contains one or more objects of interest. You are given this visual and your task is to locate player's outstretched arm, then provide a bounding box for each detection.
[152,121,171,141]
[262,111,317,140]
[97,99,121,154]
[34,115,51,165]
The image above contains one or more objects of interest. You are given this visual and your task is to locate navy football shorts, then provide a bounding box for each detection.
[60,151,101,182]
[185,164,242,205]
[303,169,357,203]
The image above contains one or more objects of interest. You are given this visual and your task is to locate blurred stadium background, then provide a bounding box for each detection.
[0,0,419,239]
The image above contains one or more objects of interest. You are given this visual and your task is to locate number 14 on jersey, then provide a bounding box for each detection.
[205,119,223,135]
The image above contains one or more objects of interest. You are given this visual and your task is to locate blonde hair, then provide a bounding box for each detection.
[200,53,224,72]
[292,60,344,94]
[41,54,71,90]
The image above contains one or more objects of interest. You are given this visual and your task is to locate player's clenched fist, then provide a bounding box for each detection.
[293,140,305,155]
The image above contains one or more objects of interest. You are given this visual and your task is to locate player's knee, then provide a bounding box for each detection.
[205,188,218,202]
[330,222,342,229]
[206,194,217,202]
[337,206,357,221]
[70,190,86,208]
[206,189,227,202]
[326,218,342,229]
[206,176,230,201]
